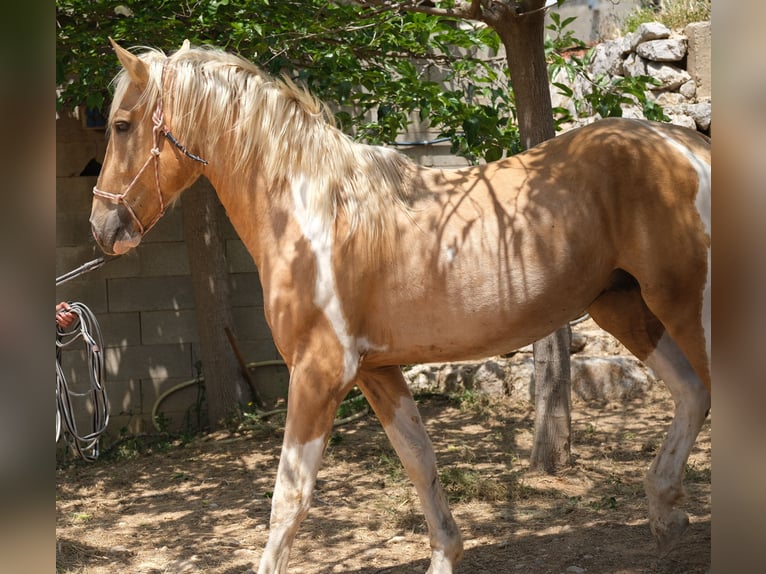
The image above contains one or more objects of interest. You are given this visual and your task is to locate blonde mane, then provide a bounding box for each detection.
[110,45,416,241]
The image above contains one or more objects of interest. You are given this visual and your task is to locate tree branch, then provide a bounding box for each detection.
[356,0,485,21]
[354,1,550,25]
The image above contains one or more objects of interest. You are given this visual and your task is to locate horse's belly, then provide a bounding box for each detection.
[363,280,593,366]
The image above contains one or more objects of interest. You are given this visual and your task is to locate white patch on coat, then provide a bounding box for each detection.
[444,245,457,264]
[273,435,326,510]
[649,126,712,365]
[384,399,462,570]
[259,435,326,573]
[290,175,385,382]
[642,331,710,526]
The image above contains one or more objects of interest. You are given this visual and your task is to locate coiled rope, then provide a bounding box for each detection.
[56,302,110,461]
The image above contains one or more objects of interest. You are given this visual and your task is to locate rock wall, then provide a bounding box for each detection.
[552,21,711,134]
[404,319,658,404]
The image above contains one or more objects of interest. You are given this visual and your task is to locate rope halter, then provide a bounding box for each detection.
[92,60,208,237]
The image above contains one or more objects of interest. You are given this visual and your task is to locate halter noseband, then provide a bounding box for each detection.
[92,61,208,237]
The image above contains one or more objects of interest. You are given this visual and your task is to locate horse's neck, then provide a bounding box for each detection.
[205,169,279,269]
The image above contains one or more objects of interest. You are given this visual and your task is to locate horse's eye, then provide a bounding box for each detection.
[114,121,130,133]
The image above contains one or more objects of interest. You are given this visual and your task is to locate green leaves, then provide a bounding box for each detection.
[545,11,669,126]
[56,1,509,163]
[430,87,521,164]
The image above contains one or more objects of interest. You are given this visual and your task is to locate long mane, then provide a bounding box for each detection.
[110,44,416,241]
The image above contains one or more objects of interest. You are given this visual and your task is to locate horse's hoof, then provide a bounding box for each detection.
[425,547,461,574]
[652,509,690,557]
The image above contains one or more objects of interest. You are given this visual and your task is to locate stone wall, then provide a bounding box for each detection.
[552,21,711,133]
[404,319,658,404]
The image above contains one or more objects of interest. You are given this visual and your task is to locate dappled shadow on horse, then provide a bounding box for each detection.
[90,39,711,574]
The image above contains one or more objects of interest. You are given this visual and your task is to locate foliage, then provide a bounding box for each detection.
[57,2,676,167]
[439,466,508,503]
[623,0,711,34]
[335,387,369,420]
[545,11,669,125]
[56,0,515,162]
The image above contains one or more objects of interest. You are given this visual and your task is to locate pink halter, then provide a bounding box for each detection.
[92,61,207,236]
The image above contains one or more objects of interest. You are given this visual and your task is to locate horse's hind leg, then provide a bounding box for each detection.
[641,327,710,555]
[257,360,352,574]
[587,279,710,555]
[357,366,463,574]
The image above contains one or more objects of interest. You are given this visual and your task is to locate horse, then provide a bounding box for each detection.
[89,40,711,573]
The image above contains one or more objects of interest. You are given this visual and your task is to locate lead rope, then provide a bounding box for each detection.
[56,302,110,461]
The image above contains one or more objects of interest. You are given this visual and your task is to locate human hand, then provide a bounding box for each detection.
[56,302,77,329]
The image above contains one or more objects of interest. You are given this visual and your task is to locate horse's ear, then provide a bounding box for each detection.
[179,39,191,53]
[109,37,149,86]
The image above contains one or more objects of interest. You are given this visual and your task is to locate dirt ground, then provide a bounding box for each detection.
[56,374,711,574]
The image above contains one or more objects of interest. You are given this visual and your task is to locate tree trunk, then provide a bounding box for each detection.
[492,0,573,472]
[182,178,251,430]
[530,324,572,471]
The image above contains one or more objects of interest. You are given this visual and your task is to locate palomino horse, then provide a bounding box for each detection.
[90,40,711,573]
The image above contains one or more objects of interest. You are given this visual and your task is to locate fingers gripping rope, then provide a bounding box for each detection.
[56,302,110,461]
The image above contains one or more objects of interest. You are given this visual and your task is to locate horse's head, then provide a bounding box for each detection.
[90,39,206,255]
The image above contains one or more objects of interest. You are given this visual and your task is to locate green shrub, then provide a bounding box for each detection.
[623,0,711,34]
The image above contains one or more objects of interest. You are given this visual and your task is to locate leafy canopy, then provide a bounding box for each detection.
[57,0,518,161]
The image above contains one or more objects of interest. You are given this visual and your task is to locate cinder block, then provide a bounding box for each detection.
[141,309,199,345]
[137,242,190,277]
[99,312,141,347]
[229,272,264,307]
[103,413,145,439]
[57,212,92,246]
[234,338,282,364]
[232,306,274,341]
[57,253,140,286]
[56,245,105,278]
[56,131,106,177]
[104,378,142,416]
[400,143,472,168]
[56,254,139,288]
[219,213,240,240]
[56,176,99,212]
[141,205,184,243]
[93,253,141,280]
[426,145,472,168]
[143,375,207,432]
[226,240,258,273]
[107,276,195,312]
[56,280,108,314]
[103,342,194,380]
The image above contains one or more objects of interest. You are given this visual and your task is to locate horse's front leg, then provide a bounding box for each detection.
[357,366,463,574]
[256,360,351,574]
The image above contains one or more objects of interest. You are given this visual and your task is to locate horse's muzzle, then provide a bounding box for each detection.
[89,203,143,256]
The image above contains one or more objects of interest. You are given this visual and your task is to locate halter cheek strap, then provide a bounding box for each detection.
[92,105,166,236]
[92,61,208,237]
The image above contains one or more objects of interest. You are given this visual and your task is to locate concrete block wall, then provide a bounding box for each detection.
[56,115,284,439]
